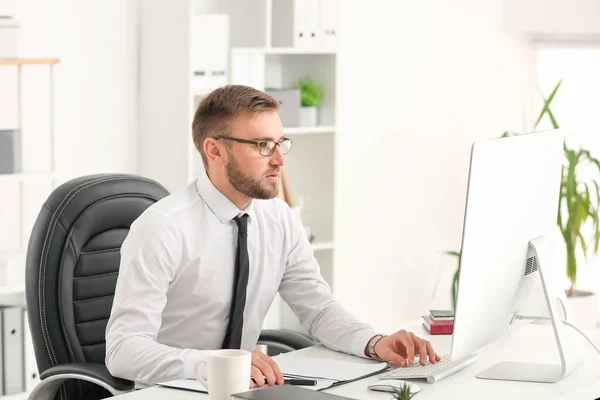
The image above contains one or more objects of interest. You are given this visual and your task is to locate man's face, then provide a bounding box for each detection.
[225,111,286,200]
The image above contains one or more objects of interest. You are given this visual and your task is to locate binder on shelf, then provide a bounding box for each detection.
[230,51,265,90]
[318,0,339,50]
[273,0,330,49]
[0,130,22,174]
[294,0,320,48]
[23,310,39,393]
[191,14,229,95]
[2,306,24,395]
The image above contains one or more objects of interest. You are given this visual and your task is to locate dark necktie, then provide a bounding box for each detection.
[222,213,250,349]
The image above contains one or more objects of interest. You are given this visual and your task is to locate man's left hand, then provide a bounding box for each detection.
[369,330,441,367]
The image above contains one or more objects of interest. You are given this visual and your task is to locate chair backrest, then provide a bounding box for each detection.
[25,174,169,400]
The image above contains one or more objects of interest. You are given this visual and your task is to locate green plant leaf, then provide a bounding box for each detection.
[558,170,565,231]
[578,231,588,261]
[292,76,324,107]
[534,79,562,128]
[443,251,461,308]
[390,382,416,400]
[546,107,559,129]
[593,180,600,252]
[444,251,461,258]
[452,268,459,310]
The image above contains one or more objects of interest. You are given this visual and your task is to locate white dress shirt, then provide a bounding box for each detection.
[105,171,377,386]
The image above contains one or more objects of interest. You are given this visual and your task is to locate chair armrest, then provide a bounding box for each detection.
[29,363,134,400]
[39,362,134,391]
[258,329,315,352]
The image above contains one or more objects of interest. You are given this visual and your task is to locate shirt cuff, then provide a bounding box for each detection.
[183,350,209,380]
[351,329,380,359]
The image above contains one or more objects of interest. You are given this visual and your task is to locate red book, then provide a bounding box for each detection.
[422,315,454,335]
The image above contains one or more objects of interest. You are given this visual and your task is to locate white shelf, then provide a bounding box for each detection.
[0,284,25,307]
[312,242,334,251]
[285,126,336,135]
[231,47,337,55]
[1,391,29,400]
[0,172,57,184]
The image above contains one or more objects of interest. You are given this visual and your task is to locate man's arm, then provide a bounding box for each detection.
[105,212,208,385]
[277,212,379,359]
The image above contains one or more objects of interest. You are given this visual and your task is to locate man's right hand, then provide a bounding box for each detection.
[249,350,284,388]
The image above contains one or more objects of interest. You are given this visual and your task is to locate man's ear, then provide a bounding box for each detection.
[205,138,225,166]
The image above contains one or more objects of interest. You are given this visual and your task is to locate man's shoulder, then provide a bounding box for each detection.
[129,181,201,234]
[144,181,201,219]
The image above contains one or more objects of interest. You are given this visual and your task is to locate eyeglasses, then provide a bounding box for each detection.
[214,136,293,157]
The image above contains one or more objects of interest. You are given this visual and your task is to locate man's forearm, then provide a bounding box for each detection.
[105,334,208,385]
[306,300,378,358]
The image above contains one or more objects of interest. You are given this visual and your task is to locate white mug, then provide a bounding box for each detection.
[194,349,252,400]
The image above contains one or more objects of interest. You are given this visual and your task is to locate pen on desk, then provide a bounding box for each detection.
[284,378,318,386]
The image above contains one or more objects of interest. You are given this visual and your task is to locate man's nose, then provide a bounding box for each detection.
[270,146,285,166]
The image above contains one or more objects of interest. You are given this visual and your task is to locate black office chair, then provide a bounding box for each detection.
[25,174,314,400]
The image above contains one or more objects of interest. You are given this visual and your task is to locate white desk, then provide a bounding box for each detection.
[114,320,600,400]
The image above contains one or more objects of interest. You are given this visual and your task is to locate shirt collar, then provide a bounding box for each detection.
[195,171,257,224]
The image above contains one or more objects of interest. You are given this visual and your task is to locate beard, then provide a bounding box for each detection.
[226,156,279,200]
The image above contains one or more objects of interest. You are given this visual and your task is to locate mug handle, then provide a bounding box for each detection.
[194,360,209,390]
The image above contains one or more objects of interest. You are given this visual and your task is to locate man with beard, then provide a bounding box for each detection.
[105,85,440,389]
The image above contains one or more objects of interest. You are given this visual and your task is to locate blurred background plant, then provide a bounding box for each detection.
[446,78,600,307]
[292,75,324,107]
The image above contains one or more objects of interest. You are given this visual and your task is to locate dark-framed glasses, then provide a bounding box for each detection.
[214,136,293,156]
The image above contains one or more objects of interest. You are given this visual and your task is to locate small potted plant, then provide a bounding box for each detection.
[390,381,417,400]
[292,75,324,127]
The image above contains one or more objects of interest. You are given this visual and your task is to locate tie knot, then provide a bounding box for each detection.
[234,213,248,234]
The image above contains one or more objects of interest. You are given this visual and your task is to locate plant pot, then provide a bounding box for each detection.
[299,106,318,127]
[566,289,598,330]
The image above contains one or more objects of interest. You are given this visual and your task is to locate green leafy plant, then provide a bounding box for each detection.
[446,79,600,305]
[390,381,417,400]
[292,76,324,107]
[444,251,461,310]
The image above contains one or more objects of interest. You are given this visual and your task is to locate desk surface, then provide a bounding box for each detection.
[115,320,600,400]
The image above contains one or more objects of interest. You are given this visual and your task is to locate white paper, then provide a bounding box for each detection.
[158,379,208,393]
[272,355,388,381]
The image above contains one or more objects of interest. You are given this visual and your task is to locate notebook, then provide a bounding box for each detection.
[233,384,356,399]
[271,354,388,390]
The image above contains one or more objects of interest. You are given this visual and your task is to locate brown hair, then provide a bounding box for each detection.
[192,85,279,169]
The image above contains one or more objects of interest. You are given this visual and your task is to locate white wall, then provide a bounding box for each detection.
[0,0,138,174]
[504,0,600,40]
[333,0,537,334]
[0,0,138,256]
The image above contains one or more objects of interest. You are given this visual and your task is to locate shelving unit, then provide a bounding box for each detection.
[0,57,60,397]
[138,0,339,332]
[312,242,335,251]
[286,125,336,135]
[0,58,60,66]
[0,172,58,184]
[0,57,59,253]
[231,47,336,55]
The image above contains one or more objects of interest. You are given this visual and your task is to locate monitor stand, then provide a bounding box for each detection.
[475,236,583,383]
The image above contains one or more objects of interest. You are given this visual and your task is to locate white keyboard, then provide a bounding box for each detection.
[379,354,479,384]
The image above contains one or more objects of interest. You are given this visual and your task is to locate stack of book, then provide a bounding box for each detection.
[422,310,454,335]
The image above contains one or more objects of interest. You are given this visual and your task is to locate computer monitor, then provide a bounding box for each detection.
[449,129,583,383]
